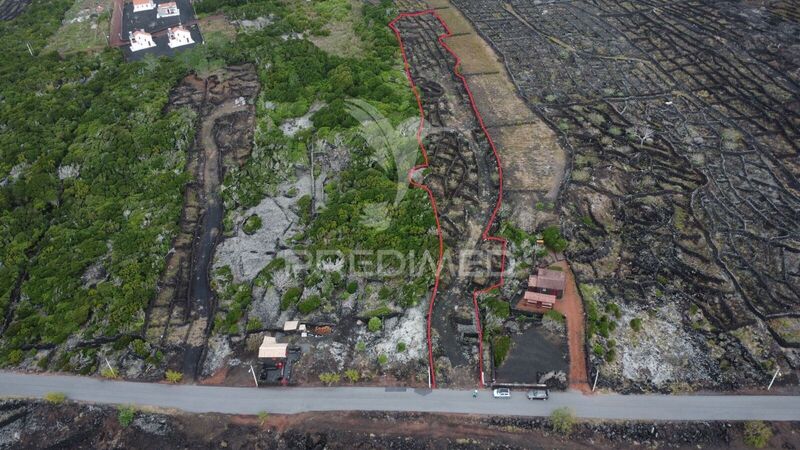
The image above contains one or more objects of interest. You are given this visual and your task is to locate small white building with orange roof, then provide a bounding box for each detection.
[157,1,180,18]
[132,0,155,12]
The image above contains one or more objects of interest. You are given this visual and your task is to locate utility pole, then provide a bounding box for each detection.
[104,358,117,378]
[767,367,781,391]
[428,366,431,389]
[592,370,599,392]
[249,364,259,388]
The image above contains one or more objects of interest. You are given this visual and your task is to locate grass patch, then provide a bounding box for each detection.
[544,309,565,323]
[364,306,392,318]
[165,370,183,383]
[281,287,303,310]
[486,298,510,319]
[197,14,236,47]
[769,317,800,345]
[743,421,772,448]
[242,214,263,234]
[117,405,136,427]
[492,335,512,367]
[307,0,365,57]
[368,317,382,332]
[45,0,111,54]
[44,392,67,404]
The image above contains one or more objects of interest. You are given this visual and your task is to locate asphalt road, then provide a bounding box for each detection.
[0,372,797,421]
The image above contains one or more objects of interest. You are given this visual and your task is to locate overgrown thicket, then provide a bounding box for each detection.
[1,0,435,365]
[0,0,438,370]
[0,0,195,366]
[207,0,437,319]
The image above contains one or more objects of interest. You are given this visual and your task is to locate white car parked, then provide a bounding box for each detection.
[492,387,511,399]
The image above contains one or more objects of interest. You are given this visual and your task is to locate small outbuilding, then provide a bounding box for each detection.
[258,336,288,360]
[523,291,557,310]
[529,268,566,298]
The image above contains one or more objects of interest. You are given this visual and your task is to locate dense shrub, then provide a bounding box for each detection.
[542,226,568,252]
[368,317,382,332]
[550,407,575,435]
[242,214,262,235]
[165,370,183,383]
[743,421,772,448]
[281,287,303,310]
[117,406,135,427]
[297,295,322,314]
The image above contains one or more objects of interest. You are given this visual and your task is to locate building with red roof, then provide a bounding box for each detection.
[528,267,566,298]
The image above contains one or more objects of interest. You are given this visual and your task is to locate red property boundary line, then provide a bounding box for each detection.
[389,10,507,389]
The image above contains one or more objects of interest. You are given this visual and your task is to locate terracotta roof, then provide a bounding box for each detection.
[523,291,556,306]
[529,268,566,291]
[159,1,177,7]
[132,0,152,5]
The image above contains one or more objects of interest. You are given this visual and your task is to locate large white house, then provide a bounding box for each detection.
[157,1,180,18]
[167,26,194,48]
[129,29,156,52]
[132,0,155,12]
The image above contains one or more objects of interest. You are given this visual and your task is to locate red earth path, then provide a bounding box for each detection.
[552,260,591,393]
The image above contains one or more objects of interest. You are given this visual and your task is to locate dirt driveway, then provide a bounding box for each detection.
[552,259,591,393]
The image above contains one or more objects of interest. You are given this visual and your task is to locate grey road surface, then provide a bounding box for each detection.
[0,372,797,421]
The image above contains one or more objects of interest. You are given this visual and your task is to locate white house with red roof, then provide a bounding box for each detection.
[167,26,194,48]
[129,29,156,51]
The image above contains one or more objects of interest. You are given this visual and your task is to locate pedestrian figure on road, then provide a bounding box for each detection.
[472,389,478,398]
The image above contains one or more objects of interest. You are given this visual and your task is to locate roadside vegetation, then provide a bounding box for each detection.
[117,405,136,427]
[43,392,67,404]
[550,407,576,435]
[743,421,772,449]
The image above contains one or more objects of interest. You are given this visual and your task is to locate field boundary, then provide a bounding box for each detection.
[389,10,507,389]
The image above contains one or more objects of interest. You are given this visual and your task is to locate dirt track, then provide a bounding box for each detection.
[140,66,259,380]
[110,0,123,46]
[553,260,590,392]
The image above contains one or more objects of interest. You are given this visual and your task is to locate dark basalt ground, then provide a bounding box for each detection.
[3,399,799,449]
[393,13,504,386]
[138,65,259,380]
[0,0,30,20]
[450,0,800,391]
